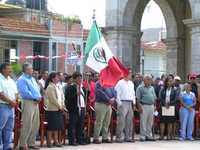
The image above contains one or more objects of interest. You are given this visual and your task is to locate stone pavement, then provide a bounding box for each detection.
[41,141,200,150]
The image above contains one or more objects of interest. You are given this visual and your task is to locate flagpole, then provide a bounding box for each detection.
[92,9,96,21]
[92,9,102,41]
[83,10,97,143]
[83,9,95,104]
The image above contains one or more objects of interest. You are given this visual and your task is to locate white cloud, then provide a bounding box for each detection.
[48,0,105,29]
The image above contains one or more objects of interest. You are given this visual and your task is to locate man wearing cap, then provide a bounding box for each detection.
[17,63,41,150]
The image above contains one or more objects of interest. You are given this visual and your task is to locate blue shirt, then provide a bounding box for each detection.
[180,91,196,106]
[17,73,41,101]
[95,81,117,103]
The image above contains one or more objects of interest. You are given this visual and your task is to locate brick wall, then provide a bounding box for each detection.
[52,19,67,37]
[67,24,83,38]
[52,19,83,38]
[57,43,65,72]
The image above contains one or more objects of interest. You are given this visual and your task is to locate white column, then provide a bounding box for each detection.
[105,26,141,73]
[48,39,52,72]
[162,38,178,75]
[184,19,200,73]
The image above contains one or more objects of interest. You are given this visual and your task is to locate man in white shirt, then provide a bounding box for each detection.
[115,70,136,143]
[38,71,48,89]
[0,63,18,150]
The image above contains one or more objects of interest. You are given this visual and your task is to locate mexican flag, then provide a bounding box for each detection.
[84,21,129,87]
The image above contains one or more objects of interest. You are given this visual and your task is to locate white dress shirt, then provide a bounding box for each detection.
[0,73,18,104]
[38,78,45,88]
[80,86,85,108]
[115,79,136,106]
[55,85,63,107]
[77,84,85,108]
[165,88,171,104]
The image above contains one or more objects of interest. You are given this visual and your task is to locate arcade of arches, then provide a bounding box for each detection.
[105,0,200,80]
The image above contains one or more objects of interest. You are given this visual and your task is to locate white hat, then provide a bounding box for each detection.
[174,76,181,81]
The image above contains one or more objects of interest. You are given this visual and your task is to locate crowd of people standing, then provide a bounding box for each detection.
[0,62,200,150]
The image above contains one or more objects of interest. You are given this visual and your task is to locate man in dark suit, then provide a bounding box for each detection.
[65,72,86,146]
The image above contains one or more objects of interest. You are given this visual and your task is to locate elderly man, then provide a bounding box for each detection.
[17,63,41,150]
[0,63,18,150]
[115,70,136,143]
[136,75,157,141]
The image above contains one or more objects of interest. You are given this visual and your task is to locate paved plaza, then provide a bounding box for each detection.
[41,141,200,150]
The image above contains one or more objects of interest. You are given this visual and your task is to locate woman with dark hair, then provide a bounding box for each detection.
[159,76,177,140]
[45,72,65,147]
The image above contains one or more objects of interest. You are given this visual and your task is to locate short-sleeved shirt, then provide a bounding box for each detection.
[136,84,157,105]
[180,91,196,106]
[0,73,18,104]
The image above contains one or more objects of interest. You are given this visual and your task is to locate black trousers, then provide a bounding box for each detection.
[68,109,85,144]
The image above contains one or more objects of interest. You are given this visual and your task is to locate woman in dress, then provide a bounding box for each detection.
[45,72,65,147]
[159,76,177,140]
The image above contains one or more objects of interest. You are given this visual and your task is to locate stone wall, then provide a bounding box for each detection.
[106,0,198,78]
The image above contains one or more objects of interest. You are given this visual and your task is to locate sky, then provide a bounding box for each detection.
[1,0,165,29]
[48,0,166,29]
[48,0,105,29]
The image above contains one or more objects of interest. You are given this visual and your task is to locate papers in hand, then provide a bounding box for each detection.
[162,106,175,116]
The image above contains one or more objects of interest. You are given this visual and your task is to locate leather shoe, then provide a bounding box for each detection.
[93,139,101,144]
[47,144,53,148]
[140,138,146,142]
[102,139,112,143]
[19,146,29,150]
[28,145,40,149]
[125,139,135,143]
[115,138,124,143]
[69,143,78,146]
[54,143,63,147]
[146,138,156,141]
[78,141,87,145]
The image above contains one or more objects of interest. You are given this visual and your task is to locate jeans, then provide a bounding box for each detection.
[179,107,195,139]
[0,104,14,150]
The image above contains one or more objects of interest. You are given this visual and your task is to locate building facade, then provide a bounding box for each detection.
[106,0,200,79]
[0,2,88,74]
[141,41,166,77]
